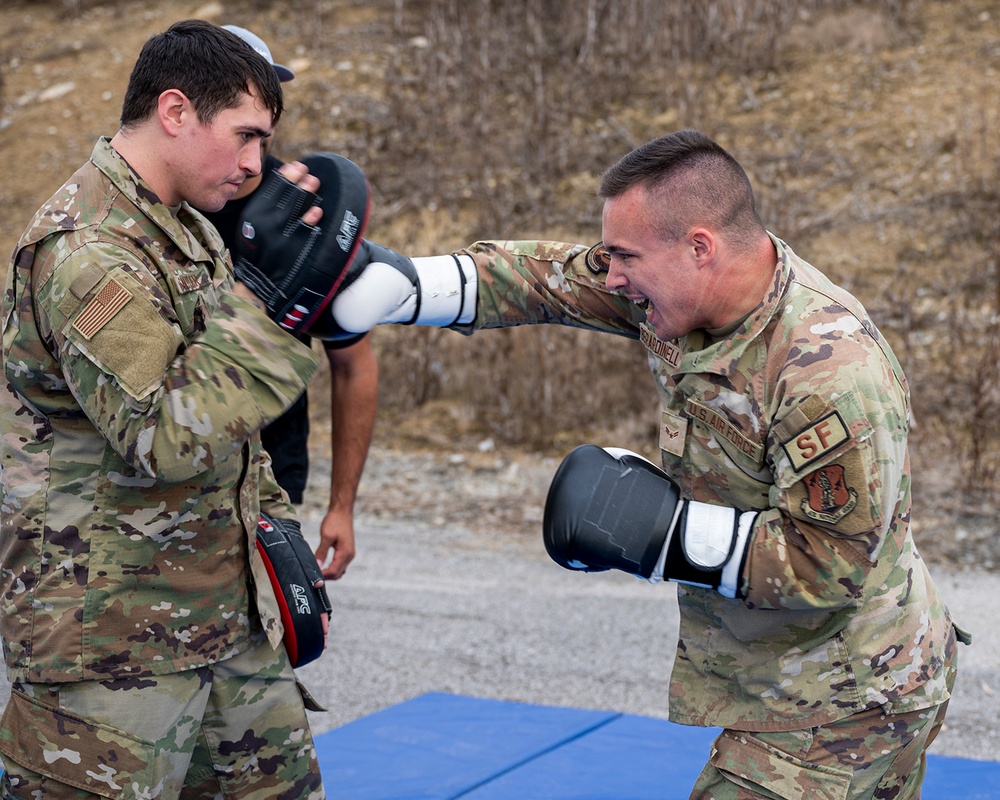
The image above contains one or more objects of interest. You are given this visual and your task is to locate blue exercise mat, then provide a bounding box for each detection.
[315,692,1000,799]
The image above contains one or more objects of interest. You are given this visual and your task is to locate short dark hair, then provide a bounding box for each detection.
[120,19,283,129]
[599,130,763,242]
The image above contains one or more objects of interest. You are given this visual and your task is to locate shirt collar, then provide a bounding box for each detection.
[651,233,796,377]
[91,137,221,265]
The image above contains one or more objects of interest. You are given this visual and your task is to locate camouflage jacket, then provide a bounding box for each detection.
[463,238,958,731]
[0,139,320,683]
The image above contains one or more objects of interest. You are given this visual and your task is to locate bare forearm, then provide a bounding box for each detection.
[315,335,378,579]
[326,337,379,511]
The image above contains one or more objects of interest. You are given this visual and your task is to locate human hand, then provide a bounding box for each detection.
[232,162,324,308]
[315,506,357,580]
[233,152,370,332]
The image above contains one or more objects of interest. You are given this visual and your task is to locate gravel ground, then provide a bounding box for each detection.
[0,444,995,768]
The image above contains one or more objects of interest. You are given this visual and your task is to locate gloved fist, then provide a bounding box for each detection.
[233,152,370,334]
[306,243,478,339]
[543,445,757,598]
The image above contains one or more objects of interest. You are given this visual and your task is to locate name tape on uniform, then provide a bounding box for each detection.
[640,327,683,369]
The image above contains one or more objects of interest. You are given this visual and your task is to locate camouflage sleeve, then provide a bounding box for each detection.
[459,240,646,336]
[258,448,296,519]
[743,334,910,611]
[37,244,320,483]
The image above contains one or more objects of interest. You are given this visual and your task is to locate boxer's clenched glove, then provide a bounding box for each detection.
[233,152,370,334]
[543,445,757,599]
[256,513,332,667]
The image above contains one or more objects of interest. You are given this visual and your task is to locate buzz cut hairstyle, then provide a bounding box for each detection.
[119,19,283,129]
[598,130,764,242]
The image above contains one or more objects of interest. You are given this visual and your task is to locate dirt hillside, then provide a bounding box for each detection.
[1,0,999,567]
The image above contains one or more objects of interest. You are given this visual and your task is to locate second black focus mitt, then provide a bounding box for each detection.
[233,152,370,334]
[256,513,333,667]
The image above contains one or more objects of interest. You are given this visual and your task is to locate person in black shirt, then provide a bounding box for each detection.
[204,25,378,580]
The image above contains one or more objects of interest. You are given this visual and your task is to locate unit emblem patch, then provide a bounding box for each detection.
[584,242,610,274]
[801,464,858,524]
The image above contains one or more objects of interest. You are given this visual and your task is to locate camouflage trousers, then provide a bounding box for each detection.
[689,694,954,800]
[0,634,324,800]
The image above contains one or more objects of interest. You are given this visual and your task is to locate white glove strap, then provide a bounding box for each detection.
[719,511,756,599]
[683,501,739,569]
[679,502,756,599]
[331,260,417,331]
[411,254,477,326]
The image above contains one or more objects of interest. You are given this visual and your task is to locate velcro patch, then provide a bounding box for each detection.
[584,242,610,274]
[73,278,132,340]
[781,410,850,473]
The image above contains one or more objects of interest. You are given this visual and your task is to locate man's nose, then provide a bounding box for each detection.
[240,146,262,177]
[605,257,627,291]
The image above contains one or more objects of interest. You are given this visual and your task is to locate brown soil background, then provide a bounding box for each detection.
[2,0,999,568]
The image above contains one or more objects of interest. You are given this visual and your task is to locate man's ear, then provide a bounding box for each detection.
[157,89,193,137]
[689,228,716,267]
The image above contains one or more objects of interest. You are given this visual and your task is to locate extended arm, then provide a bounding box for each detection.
[313,240,644,340]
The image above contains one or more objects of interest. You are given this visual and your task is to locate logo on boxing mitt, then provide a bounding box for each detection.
[256,514,333,667]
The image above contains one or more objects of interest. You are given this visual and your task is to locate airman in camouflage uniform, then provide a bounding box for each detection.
[330,130,967,799]
[464,233,961,797]
[463,133,967,799]
[0,20,325,800]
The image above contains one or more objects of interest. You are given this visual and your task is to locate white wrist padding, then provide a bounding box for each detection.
[411,254,477,326]
[719,511,756,599]
[683,501,739,569]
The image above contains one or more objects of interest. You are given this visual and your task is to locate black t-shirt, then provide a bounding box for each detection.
[203,155,361,503]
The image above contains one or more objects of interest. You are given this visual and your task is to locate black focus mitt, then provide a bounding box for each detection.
[256,513,332,667]
[233,152,370,334]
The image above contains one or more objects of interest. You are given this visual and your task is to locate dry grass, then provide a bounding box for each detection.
[2,0,998,565]
[341,0,998,567]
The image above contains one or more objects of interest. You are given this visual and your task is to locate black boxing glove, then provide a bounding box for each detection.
[543,445,756,598]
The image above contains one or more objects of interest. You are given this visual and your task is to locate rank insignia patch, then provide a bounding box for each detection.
[801,464,858,524]
[584,242,610,274]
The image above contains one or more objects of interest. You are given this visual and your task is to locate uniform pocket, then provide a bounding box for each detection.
[0,687,156,799]
[710,729,853,800]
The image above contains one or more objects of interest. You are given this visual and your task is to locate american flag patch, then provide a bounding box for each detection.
[73,278,132,339]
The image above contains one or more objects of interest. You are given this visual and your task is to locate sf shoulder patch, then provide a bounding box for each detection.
[780,410,850,473]
[73,278,132,340]
[584,242,610,274]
